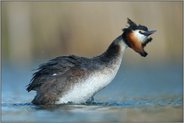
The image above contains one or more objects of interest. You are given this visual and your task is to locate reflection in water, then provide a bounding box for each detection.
[2,101,182,122]
[2,62,183,122]
[2,2,182,122]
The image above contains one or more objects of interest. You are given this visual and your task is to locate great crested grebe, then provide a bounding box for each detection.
[27,18,156,105]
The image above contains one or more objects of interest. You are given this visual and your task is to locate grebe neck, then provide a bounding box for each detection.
[98,35,127,63]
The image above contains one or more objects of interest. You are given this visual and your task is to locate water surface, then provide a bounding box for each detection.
[2,62,183,122]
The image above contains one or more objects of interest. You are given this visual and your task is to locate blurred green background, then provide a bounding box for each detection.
[2,2,182,67]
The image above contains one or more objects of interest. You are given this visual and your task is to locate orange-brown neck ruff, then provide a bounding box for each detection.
[123,31,145,55]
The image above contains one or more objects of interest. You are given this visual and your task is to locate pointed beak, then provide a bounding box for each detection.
[144,30,156,36]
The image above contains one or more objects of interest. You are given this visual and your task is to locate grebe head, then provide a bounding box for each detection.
[122,18,156,57]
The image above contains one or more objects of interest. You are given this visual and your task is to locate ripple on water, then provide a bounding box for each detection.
[2,94,182,108]
[2,95,183,122]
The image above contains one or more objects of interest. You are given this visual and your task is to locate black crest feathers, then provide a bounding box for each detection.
[123,18,148,31]
[127,18,137,30]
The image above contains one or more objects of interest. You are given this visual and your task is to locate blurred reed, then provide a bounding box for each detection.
[2,2,182,66]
